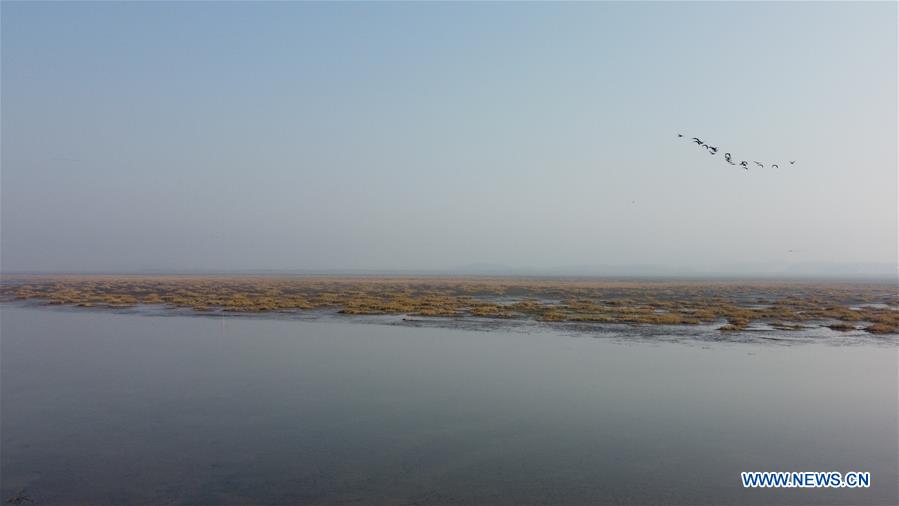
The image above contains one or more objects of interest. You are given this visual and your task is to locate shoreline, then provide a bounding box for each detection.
[4,301,898,347]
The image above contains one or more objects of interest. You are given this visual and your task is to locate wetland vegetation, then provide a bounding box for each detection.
[2,276,897,335]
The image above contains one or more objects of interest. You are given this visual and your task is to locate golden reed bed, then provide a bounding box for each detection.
[2,275,897,334]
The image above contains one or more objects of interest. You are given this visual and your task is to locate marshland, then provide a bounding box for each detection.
[3,1,898,504]
[2,275,897,336]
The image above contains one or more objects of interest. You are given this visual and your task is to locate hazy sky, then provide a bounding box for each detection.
[2,2,896,275]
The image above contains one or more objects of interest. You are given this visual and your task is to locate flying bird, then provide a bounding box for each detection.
[677,133,795,172]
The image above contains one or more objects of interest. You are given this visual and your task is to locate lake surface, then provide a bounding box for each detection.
[1,305,897,505]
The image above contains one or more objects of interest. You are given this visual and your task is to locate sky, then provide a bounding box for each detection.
[1,2,896,276]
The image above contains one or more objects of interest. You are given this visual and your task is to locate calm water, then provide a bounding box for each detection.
[1,305,897,505]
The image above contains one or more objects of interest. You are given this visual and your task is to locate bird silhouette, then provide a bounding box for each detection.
[677,133,794,172]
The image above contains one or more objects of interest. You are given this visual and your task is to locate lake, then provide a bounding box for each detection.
[1,305,896,505]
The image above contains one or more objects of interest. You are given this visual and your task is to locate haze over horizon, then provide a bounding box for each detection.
[2,261,897,280]
[2,2,896,277]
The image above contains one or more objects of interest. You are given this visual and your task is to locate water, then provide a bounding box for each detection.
[1,305,896,505]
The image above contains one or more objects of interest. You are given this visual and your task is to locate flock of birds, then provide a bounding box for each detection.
[678,133,795,170]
